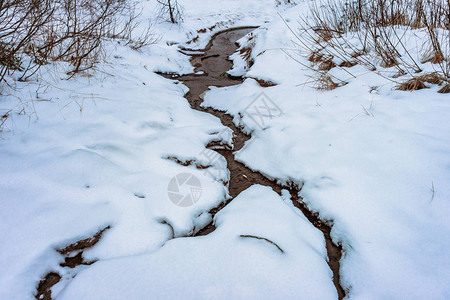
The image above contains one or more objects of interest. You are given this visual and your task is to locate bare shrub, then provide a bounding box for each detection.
[156,0,184,24]
[0,0,156,84]
[292,0,450,91]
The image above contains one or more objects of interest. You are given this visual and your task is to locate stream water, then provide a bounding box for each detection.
[164,27,346,299]
[36,27,346,300]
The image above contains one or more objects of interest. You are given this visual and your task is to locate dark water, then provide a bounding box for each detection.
[166,28,346,299]
[36,27,346,300]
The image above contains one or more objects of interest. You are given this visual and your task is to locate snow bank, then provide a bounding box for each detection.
[202,4,450,299]
[58,185,336,300]
[0,53,230,298]
[0,1,298,299]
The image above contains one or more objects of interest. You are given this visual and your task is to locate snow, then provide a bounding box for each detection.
[58,185,337,300]
[0,1,299,299]
[202,4,450,299]
[1,0,450,299]
[0,55,231,298]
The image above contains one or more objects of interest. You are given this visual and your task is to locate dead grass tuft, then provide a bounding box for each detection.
[421,73,444,85]
[313,27,335,42]
[318,59,336,71]
[339,61,357,68]
[422,51,445,64]
[397,78,428,91]
[191,36,199,43]
[309,51,336,70]
[250,77,278,87]
[240,44,255,68]
[308,51,325,63]
[315,74,347,90]
[0,112,9,131]
[396,73,443,91]
[351,51,365,58]
[438,84,450,94]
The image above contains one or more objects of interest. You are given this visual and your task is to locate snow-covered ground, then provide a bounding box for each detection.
[58,185,337,299]
[1,0,450,299]
[204,4,450,299]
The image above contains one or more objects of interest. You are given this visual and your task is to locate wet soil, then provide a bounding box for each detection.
[161,27,346,299]
[35,226,110,300]
[35,27,346,300]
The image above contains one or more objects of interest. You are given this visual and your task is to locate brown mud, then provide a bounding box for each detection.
[35,226,110,300]
[35,27,346,300]
[161,27,346,299]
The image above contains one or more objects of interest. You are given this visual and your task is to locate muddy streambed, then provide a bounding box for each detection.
[162,27,346,299]
[36,27,346,300]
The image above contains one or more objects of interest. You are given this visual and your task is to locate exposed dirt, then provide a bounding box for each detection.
[161,27,346,299]
[35,226,110,300]
[36,273,61,300]
[35,26,346,300]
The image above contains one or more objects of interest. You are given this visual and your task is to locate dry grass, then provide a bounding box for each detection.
[315,74,347,91]
[438,84,450,94]
[318,59,336,71]
[308,51,336,71]
[240,46,254,68]
[397,78,429,91]
[420,73,445,85]
[249,77,278,87]
[313,28,335,42]
[187,35,200,44]
[397,73,445,91]
[339,61,357,68]
[239,35,256,68]
[351,51,365,58]
[422,51,446,64]
[0,112,9,131]
[308,51,325,63]
[275,0,295,7]
[292,0,450,92]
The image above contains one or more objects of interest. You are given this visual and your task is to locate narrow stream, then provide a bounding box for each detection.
[162,27,346,299]
[36,27,346,300]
